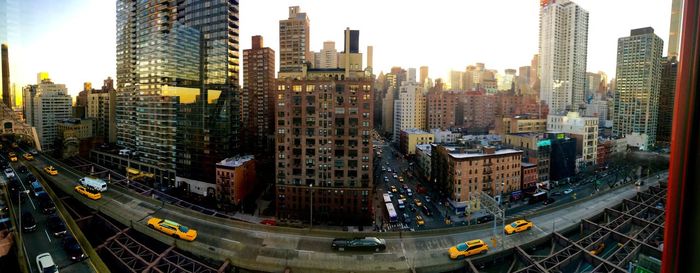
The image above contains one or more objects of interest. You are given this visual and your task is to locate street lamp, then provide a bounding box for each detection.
[309,184,313,229]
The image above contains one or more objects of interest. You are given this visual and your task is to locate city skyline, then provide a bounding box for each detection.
[2,0,671,97]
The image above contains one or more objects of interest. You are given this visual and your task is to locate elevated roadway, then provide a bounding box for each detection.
[22,153,665,273]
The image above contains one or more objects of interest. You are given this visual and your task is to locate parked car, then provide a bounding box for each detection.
[62,236,86,261]
[563,189,573,195]
[331,237,386,252]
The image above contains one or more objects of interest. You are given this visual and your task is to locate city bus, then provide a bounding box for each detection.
[529,191,548,204]
[383,193,392,203]
[386,203,398,223]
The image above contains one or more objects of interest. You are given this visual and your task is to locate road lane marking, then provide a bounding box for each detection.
[44,229,52,242]
[222,238,240,244]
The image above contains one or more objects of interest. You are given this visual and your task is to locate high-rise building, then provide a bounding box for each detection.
[426,90,458,130]
[86,77,117,143]
[25,75,72,151]
[612,27,663,149]
[458,91,497,133]
[667,0,682,59]
[584,72,602,101]
[275,72,373,224]
[116,0,241,187]
[497,69,517,91]
[530,54,540,96]
[339,28,363,76]
[242,35,276,153]
[279,6,310,77]
[420,66,429,85]
[449,70,464,91]
[539,0,589,114]
[656,57,678,145]
[1,44,10,108]
[312,41,338,69]
[548,112,598,164]
[393,69,426,141]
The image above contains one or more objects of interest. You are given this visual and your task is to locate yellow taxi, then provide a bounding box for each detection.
[44,166,58,176]
[448,239,489,259]
[147,217,197,241]
[414,198,423,207]
[74,185,101,200]
[23,153,34,161]
[504,219,533,235]
[416,215,425,226]
[8,152,17,162]
[390,185,398,193]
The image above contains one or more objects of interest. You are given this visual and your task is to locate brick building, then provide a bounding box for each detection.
[215,155,256,206]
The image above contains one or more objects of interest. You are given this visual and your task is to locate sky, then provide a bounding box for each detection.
[4,0,673,98]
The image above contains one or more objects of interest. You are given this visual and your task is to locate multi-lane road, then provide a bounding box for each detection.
[1,151,95,273]
[14,149,665,273]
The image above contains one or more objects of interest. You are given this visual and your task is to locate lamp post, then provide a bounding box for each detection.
[309,184,313,229]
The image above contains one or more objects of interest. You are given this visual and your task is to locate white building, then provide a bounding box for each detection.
[312,41,338,69]
[431,128,461,144]
[547,111,598,164]
[28,76,72,151]
[623,132,650,151]
[393,68,425,142]
[539,0,589,114]
[584,97,609,125]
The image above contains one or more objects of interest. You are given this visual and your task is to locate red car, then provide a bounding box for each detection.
[260,219,277,226]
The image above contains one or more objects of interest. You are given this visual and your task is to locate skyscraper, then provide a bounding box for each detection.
[312,41,338,69]
[539,0,589,114]
[116,0,241,186]
[656,57,677,145]
[26,75,72,151]
[1,44,9,108]
[393,68,426,141]
[613,27,663,149]
[420,66,429,85]
[242,35,276,153]
[279,6,310,77]
[667,0,682,59]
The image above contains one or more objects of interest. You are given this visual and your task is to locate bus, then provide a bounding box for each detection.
[529,191,548,204]
[386,203,398,223]
[382,193,392,203]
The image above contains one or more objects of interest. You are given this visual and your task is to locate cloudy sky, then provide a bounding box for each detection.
[5,0,673,97]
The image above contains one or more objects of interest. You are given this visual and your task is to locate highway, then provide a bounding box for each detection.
[2,153,95,273]
[15,150,666,273]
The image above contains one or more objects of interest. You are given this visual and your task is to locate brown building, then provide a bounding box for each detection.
[243,35,276,153]
[432,145,522,212]
[656,56,677,145]
[279,6,311,77]
[275,70,373,224]
[495,117,547,135]
[521,162,538,190]
[458,90,497,133]
[215,155,256,206]
[502,133,551,188]
[596,140,613,167]
[426,89,458,130]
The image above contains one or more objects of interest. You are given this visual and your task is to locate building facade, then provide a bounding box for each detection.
[547,132,577,181]
[243,35,276,153]
[312,41,338,69]
[215,155,256,206]
[656,56,677,145]
[86,77,116,143]
[426,90,458,130]
[521,162,538,190]
[432,146,523,212]
[399,129,434,156]
[279,6,310,76]
[495,117,547,135]
[548,112,598,164]
[539,0,589,114]
[27,76,72,151]
[393,75,425,141]
[612,27,663,149]
[502,133,551,188]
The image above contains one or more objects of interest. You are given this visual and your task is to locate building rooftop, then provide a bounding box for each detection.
[402,128,430,135]
[415,144,432,153]
[217,155,254,168]
[448,148,522,159]
[522,162,537,168]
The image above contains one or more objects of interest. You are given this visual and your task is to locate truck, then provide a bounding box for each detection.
[79,177,108,192]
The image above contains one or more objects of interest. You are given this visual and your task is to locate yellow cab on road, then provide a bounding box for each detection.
[44,166,58,176]
[504,219,533,235]
[74,185,101,200]
[448,239,489,259]
[147,217,197,241]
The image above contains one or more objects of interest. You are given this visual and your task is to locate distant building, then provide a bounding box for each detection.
[624,132,650,151]
[25,74,72,151]
[431,128,461,144]
[501,133,551,188]
[393,69,425,141]
[419,66,429,85]
[56,118,94,158]
[432,145,523,212]
[399,128,433,156]
[547,112,598,164]
[426,90,458,130]
[656,56,677,145]
[279,6,311,77]
[521,162,538,190]
[215,155,256,206]
[539,0,589,114]
[415,144,432,180]
[596,139,612,167]
[494,117,547,135]
[242,35,276,153]
[311,41,338,69]
[613,27,663,149]
[458,91,497,134]
[86,77,116,143]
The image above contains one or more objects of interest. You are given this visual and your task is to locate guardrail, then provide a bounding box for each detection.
[0,182,30,273]
[30,165,110,273]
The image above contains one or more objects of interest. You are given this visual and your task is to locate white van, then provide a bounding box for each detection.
[80,177,108,192]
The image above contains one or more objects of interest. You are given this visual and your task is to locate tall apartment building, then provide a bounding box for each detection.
[419,66,429,85]
[426,90,458,130]
[1,44,10,108]
[548,111,598,164]
[432,146,523,211]
[116,0,241,187]
[275,26,373,224]
[26,75,72,151]
[458,91,497,134]
[656,57,678,145]
[393,70,426,141]
[612,27,663,149]
[539,0,589,114]
[86,77,116,143]
[279,6,310,77]
[312,41,338,69]
[243,35,276,153]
